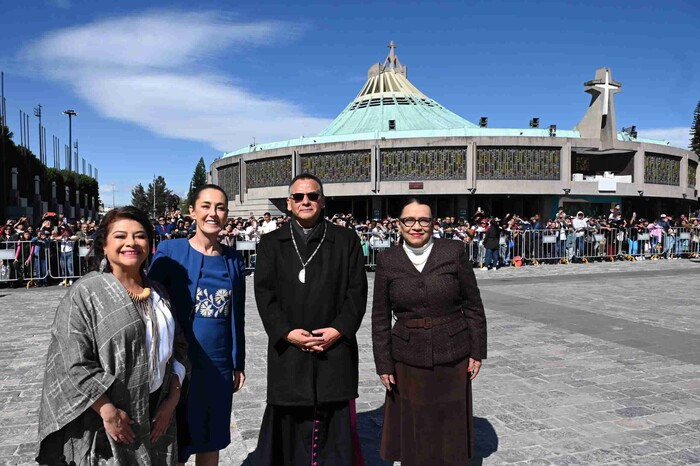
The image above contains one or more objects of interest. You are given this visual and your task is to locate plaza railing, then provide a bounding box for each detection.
[0,240,51,286]
[46,239,92,284]
[147,225,700,276]
[493,226,700,266]
[235,239,258,271]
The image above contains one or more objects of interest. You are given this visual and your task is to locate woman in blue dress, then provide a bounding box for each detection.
[149,184,246,466]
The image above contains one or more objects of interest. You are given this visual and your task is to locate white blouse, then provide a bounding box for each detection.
[402,237,435,272]
[145,289,186,393]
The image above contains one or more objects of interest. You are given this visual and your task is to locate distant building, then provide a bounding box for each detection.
[211,42,698,220]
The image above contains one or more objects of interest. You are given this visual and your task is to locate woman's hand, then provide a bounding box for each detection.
[150,398,176,443]
[102,407,136,444]
[379,374,396,391]
[468,358,482,381]
[233,370,246,392]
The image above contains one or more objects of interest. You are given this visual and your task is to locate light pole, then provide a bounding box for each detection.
[34,105,42,164]
[63,109,77,172]
[111,183,116,209]
[153,174,157,219]
[74,140,79,174]
[1,72,6,218]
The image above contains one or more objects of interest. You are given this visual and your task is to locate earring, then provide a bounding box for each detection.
[99,258,109,272]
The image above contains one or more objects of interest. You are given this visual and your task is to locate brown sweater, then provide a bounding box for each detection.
[371,239,487,375]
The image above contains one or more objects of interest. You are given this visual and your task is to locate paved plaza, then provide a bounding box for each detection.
[1,259,700,465]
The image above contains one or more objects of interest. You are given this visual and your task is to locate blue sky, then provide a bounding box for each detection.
[1,0,698,207]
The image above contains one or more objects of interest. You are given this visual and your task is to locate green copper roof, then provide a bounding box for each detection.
[221,44,676,159]
[318,41,477,136]
[318,96,477,136]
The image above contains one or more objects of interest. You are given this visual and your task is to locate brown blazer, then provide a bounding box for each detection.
[371,239,487,375]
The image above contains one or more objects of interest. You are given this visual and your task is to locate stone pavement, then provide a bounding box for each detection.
[1,259,700,465]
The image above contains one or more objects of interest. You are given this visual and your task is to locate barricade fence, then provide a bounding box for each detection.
[473,226,700,267]
[0,239,92,286]
[47,239,92,282]
[229,227,700,271]
[3,227,698,285]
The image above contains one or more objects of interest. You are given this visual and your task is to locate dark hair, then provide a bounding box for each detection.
[89,206,154,272]
[191,184,229,207]
[289,173,324,196]
[398,196,432,218]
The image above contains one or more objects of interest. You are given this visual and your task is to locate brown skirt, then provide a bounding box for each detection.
[380,357,474,466]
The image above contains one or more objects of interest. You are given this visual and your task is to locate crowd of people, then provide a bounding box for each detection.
[2,204,699,288]
[0,214,96,287]
[212,205,700,269]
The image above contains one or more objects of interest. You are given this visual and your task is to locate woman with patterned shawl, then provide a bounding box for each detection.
[36,206,189,465]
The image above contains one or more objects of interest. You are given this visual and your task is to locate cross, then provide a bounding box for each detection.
[594,69,619,116]
[387,40,397,65]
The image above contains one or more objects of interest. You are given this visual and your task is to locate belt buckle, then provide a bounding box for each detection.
[423,317,433,329]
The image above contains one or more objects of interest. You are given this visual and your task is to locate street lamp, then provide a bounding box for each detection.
[34,105,42,164]
[63,109,77,172]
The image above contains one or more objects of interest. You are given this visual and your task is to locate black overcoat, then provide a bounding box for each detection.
[254,221,368,406]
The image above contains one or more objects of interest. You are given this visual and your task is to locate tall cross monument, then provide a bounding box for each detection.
[575,67,622,149]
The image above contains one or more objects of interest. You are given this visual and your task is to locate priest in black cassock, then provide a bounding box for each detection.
[253,173,368,466]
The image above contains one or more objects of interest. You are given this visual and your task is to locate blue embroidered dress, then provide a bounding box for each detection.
[181,254,233,459]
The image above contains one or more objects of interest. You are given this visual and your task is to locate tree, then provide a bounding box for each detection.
[146,176,180,219]
[690,100,700,155]
[130,183,149,213]
[186,157,208,207]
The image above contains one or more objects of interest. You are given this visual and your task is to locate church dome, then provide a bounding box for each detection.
[318,41,477,136]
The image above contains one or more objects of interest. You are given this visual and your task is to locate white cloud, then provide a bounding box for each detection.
[637,127,691,149]
[21,10,329,152]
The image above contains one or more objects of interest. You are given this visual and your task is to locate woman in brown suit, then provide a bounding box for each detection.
[372,197,487,465]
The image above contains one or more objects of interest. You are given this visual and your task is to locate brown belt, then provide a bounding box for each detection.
[398,312,463,329]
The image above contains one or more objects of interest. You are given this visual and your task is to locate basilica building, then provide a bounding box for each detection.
[211,42,698,220]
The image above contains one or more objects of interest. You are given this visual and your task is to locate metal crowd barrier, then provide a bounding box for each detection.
[18,225,700,285]
[236,240,258,271]
[0,246,18,283]
[0,240,52,287]
[47,239,91,284]
[505,226,700,265]
[691,229,700,258]
[158,225,700,275]
[357,232,392,270]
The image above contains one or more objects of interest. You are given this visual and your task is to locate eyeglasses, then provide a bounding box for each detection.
[289,192,321,202]
[399,217,433,228]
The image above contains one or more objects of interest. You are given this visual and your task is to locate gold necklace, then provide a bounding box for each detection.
[126,286,152,302]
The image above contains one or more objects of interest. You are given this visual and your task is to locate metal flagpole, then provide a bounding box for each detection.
[34,105,42,163]
[1,71,6,218]
[153,174,157,219]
